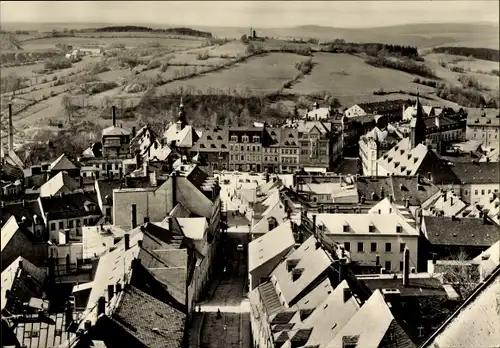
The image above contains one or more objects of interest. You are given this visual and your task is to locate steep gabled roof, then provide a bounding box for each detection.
[49,154,78,172]
[40,171,80,197]
[421,266,500,348]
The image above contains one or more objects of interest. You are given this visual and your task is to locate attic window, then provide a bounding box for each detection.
[217,136,223,140]
[383,154,389,160]
[401,166,407,172]
[287,259,299,272]
[271,131,276,136]
[221,144,227,148]
[369,223,375,233]
[407,154,411,160]
[284,140,289,145]
[394,162,400,168]
[400,149,405,155]
[388,157,393,163]
[200,144,205,148]
[210,144,216,148]
[414,157,418,163]
[394,145,399,151]
[396,224,403,233]
[486,119,492,124]
[207,135,212,140]
[343,223,350,232]
[289,133,294,138]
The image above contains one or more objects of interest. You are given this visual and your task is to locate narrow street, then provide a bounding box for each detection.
[190,177,253,348]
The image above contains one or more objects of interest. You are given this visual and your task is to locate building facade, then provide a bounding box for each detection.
[228,126,272,172]
[465,108,500,148]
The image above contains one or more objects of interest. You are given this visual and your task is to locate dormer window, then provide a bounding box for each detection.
[253,136,260,143]
[289,133,294,138]
[388,157,393,163]
[207,135,212,140]
[230,136,238,142]
[217,136,223,140]
[221,144,227,148]
[343,223,350,232]
[242,136,249,143]
[369,223,375,233]
[396,224,403,233]
[400,149,405,155]
[200,144,206,148]
[487,119,492,124]
[414,157,418,163]
[210,144,216,148]
[271,131,276,136]
[407,154,411,160]
[394,162,400,168]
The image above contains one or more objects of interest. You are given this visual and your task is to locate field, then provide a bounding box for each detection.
[156,52,302,95]
[1,24,499,149]
[424,53,499,91]
[285,53,435,105]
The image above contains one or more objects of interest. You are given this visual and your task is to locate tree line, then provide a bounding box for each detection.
[83,26,212,38]
[432,47,499,62]
[322,39,419,58]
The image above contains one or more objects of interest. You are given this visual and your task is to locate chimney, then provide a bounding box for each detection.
[168,217,173,232]
[18,259,23,269]
[132,127,136,138]
[124,233,130,251]
[65,230,70,244]
[403,247,410,287]
[8,104,14,152]
[343,288,352,303]
[97,296,106,316]
[64,301,73,330]
[107,284,114,301]
[143,217,150,224]
[404,198,410,209]
[135,152,142,169]
[112,106,116,127]
[312,215,317,236]
[450,197,453,206]
[171,171,177,207]
[130,204,137,229]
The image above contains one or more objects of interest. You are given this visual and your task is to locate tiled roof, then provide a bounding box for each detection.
[257,281,282,316]
[111,285,186,348]
[424,216,500,247]
[451,162,500,184]
[466,108,500,127]
[294,277,335,309]
[164,123,198,148]
[191,127,229,152]
[421,266,500,348]
[1,256,46,312]
[40,192,101,220]
[40,171,80,197]
[49,154,78,172]
[325,290,404,348]
[425,190,467,217]
[316,213,418,236]
[148,267,187,309]
[296,280,361,347]
[378,138,427,175]
[473,240,500,279]
[296,120,331,134]
[357,175,440,207]
[271,236,333,306]
[82,225,127,259]
[248,221,295,272]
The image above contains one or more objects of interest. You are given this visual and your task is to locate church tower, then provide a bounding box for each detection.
[176,97,187,131]
[409,96,426,149]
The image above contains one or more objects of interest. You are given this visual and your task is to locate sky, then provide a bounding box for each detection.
[1,1,498,28]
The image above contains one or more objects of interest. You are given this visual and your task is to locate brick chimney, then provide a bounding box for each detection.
[403,247,410,287]
[97,296,106,316]
[8,104,14,152]
[107,284,114,301]
[171,171,177,207]
[112,106,116,127]
[124,233,130,251]
[130,204,137,229]
[343,288,352,303]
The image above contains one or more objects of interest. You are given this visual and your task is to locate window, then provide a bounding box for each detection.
[385,243,392,252]
[83,218,87,225]
[242,136,249,143]
[59,221,64,230]
[344,242,350,251]
[68,220,74,228]
[400,243,406,252]
[241,146,244,151]
[400,261,404,271]
[465,190,469,195]
[385,261,391,271]
[481,190,485,195]
[357,242,364,252]
[253,136,260,143]
[252,146,256,151]
[343,223,350,232]
[241,155,244,160]
[396,224,403,233]
[369,223,375,233]
[475,189,479,195]
[370,242,377,252]
[230,136,237,142]
[76,219,81,227]
[51,223,56,231]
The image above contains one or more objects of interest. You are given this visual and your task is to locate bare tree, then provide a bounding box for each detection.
[439,250,480,300]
